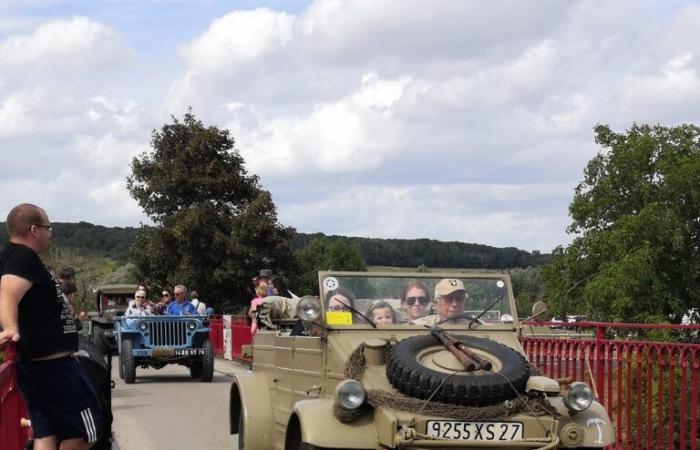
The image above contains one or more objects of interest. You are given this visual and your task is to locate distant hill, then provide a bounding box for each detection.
[0,222,548,268]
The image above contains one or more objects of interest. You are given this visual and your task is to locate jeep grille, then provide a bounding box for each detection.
[149,321,188,346]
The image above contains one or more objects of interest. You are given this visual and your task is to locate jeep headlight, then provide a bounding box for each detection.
[563,382,593,412]
[138,321,148,332]
[335,380,365,410]
[186,321,197,331]
[297,296,321,321]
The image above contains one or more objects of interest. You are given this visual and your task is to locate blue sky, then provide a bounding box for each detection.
[1,0,699,252]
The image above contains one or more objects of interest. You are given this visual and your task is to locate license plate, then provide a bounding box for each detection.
[426,421,523,441]
[174,348,206,356]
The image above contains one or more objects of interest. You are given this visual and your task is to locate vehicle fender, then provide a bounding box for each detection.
[292,398,377,449]
[549,398,615,446]
[230,372,274,449]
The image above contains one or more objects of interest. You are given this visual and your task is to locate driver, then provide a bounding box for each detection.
[411,278,467,326]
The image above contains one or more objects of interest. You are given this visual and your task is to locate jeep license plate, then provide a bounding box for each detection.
[426,421,523,441]
[174,349,206,356]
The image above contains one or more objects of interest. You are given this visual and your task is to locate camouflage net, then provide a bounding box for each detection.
[334,342,558,424]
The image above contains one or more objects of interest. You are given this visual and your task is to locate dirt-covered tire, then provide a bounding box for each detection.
[121,339,136,384]
[386,334,530,406]
[200,339,214,382]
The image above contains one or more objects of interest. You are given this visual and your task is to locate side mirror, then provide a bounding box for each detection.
[531,301,548,323]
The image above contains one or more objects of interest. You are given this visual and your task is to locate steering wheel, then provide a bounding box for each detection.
[437,313,485,328]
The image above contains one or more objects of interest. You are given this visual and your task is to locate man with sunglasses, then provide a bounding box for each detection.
[411,278,469,326]
[0,203,102,449]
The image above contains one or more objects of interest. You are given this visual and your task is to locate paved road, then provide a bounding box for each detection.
[110,357,246,450]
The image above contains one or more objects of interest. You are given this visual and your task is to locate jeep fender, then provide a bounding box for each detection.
[549,398,615,446]
[290,398,377,449]
[230,372,273,449]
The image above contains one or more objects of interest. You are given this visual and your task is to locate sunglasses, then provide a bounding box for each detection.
[162,293,170,297]
[135,296,145,299]
[405,296,429,306]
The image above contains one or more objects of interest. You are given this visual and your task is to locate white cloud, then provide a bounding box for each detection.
[3,1,700,252]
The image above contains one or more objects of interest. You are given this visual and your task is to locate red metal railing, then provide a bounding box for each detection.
[522,322,700,450]
[0,343,31,450]
[208,315,224,356]
[208,315,251,361]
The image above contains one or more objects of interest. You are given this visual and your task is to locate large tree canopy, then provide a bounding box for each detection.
[542,123,700,323]
[126,112,297,311]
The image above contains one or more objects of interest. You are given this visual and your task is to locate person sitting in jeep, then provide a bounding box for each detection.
[411,278,468,326]
[125,290,152,317]
[166,285,196,315]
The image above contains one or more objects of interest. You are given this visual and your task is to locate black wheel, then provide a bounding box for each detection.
[200,339,214,382]
[92,325,108,355]
[118,351,124,380]
[189,362,203,378]
[237,410,245,450]
[121,339,136,384]
[386,334,530,406]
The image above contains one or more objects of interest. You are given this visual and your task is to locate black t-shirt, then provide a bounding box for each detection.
[0,243,78,360]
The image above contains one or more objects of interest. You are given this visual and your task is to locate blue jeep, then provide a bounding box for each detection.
[114,315,214,384]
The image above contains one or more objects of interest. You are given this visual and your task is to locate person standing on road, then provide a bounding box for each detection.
[0,203,102,450]
[166,284,197,315]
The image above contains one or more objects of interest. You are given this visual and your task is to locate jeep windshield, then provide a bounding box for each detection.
[319,273,514,327]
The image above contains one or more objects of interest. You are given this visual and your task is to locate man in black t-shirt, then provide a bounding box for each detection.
[0,203,102,450]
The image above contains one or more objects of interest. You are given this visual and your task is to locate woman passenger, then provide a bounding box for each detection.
[400,281,431,321]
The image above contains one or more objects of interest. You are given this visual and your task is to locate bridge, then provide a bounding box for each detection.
[2,319,699,449]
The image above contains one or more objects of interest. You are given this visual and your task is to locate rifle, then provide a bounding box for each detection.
[453,339,493,371]
[428,326,479,372]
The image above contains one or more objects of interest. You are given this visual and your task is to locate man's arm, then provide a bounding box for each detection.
[0,274,32,344]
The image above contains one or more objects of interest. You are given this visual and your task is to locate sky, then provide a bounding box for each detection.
[1,0,699,253]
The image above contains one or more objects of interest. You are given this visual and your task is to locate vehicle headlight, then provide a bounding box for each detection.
[563,382,593,412]
[138,321,148,332]
[186,321,197,331]
[297,296,321,321]
[335,380,365,410]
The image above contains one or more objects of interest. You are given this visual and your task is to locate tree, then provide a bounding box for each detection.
[126,111,297,311]
[542,123,700,323]
[296,237,367,295]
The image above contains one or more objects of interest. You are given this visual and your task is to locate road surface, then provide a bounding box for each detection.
[110,357,243,450]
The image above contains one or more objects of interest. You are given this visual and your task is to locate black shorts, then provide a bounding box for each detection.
[17,355,102,444]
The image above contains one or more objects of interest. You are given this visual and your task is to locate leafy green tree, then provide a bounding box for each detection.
[510,266,544,318]
[126,111,297,311]
[296,237,367,295]
[542,124,700,323]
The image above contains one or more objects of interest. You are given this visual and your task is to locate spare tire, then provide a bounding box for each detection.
[386,334,530,406]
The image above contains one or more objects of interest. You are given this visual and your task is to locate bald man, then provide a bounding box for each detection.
[0,203,102,450]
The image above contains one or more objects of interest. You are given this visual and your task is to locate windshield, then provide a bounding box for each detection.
[101,293,132,310]
[320,274,514,327]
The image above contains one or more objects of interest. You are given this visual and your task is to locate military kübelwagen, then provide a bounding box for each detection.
[229,271,614,449]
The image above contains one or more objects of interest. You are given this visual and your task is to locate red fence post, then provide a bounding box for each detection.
[0,343,31,450]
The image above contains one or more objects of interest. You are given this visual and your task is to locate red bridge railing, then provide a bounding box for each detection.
[522,321,700,450]
[0,343,31,450]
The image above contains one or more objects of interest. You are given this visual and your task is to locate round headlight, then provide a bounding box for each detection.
[297,296,321,321]
[563,382,593,412]
[138,321,148,332]
[186,321,197,331]
[335,380,365,410]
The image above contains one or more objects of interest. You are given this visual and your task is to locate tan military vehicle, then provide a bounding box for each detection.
[229,271,614,449]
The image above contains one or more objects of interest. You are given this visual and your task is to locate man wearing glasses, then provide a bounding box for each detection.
[411,278,468,326]
[166,285,197,315]
[0,203,102,449]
